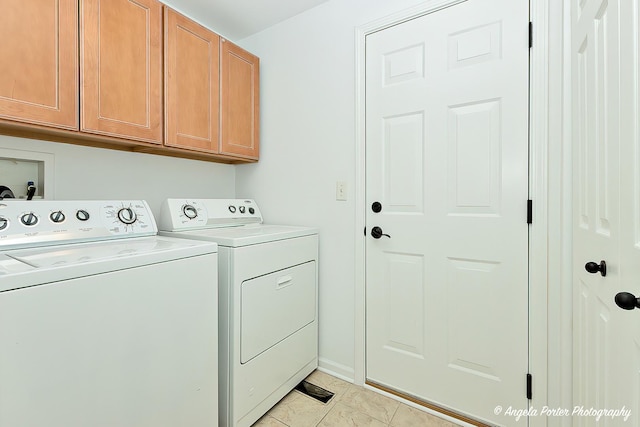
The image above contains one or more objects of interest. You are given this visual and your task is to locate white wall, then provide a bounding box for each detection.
[0,135,235,217]
[236,0,432,379]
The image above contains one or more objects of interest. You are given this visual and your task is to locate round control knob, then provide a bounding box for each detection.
[0,217,8,231]
[76,209,90,221]
[117,207,137,225]
[239,206,246,214]
[20,212,38,226]
[228,205,237,213]
[183,205,198,219]
[50,211,66,223]
[249,207,255,214]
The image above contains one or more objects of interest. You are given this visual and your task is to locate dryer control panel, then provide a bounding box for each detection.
[0,200,157,250]
[159,199,263,231]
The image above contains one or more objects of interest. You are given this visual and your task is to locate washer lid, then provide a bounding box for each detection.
[0,254,34,276]
[7,236,217,269]
[160,224,317,247]
[0,236,217,293]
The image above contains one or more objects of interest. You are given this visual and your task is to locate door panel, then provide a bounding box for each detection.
[220,40,260,159]
[81,0,162,144]
[366,0,529,424]
[240,261,316,363]
[448,99,501,214]
[573,0,640,423]
[164,8,220,152]
[446,257,502,382]
[571,0,621,423]
[614,0,640,423]
[0,0,78,129]
[382,252,425,356]
[383,113,425,212]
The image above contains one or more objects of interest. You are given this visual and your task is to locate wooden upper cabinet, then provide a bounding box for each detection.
[80,0,163,144]
[220,39,260,159]
[164,8,220,153]
[0,0,78,130]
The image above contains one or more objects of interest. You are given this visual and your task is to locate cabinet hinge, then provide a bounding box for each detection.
[529,22,533,48]
[527,200,533,224]
[527,373,533,399]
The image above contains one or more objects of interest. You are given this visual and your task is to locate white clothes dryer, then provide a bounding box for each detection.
[0,200,219,427]
[159,199,318,427]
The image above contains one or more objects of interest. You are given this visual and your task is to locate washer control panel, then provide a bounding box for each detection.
[159,199,262,231]
[0,200,157,250]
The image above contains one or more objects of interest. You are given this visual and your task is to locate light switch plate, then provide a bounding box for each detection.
[336,181,347,201]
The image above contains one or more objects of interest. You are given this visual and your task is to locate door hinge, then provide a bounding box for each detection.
[529,22,533,48]
[527,200,533,224]
[364,227,367,236]
[526,373,533,399]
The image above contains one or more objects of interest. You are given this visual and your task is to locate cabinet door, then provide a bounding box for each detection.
[80,0,162,144]
[220,39,260,159]
[0,0,78,130]
[164,8,219,152]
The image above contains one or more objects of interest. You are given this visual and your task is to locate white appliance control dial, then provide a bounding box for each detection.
[183,205,198,219]
[50,211,66,223]
[117,207,137,224]
[76,209,90,221]
[0,217,8,231]
[20,212,39,226]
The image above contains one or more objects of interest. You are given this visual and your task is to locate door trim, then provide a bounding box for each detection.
[353,1,570,425]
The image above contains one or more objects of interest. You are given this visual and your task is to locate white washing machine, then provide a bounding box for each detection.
[0,200,219,427]
[158,199,318,427]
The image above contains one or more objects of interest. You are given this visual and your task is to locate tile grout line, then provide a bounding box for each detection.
[387,401,401,427]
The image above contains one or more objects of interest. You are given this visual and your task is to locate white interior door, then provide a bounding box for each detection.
[617,1,640,422]
[571,0,620,419]
[365,0,530,425]
[572,0,640,424]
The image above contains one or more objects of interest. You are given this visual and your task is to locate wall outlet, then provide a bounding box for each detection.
[336,181,347,201]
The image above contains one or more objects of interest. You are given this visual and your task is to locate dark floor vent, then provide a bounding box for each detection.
[294,380,335,404]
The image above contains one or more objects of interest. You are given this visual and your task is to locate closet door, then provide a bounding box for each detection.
[572,0,640,423]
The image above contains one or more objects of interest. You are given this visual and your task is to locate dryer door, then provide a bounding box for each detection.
[240,261,316,363]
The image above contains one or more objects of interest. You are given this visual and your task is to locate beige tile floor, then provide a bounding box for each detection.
[252,370,460,427]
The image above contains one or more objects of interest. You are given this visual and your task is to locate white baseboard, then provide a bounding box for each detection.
[317,358,355,383]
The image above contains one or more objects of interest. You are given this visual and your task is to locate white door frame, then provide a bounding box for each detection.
[353,1,570,425]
